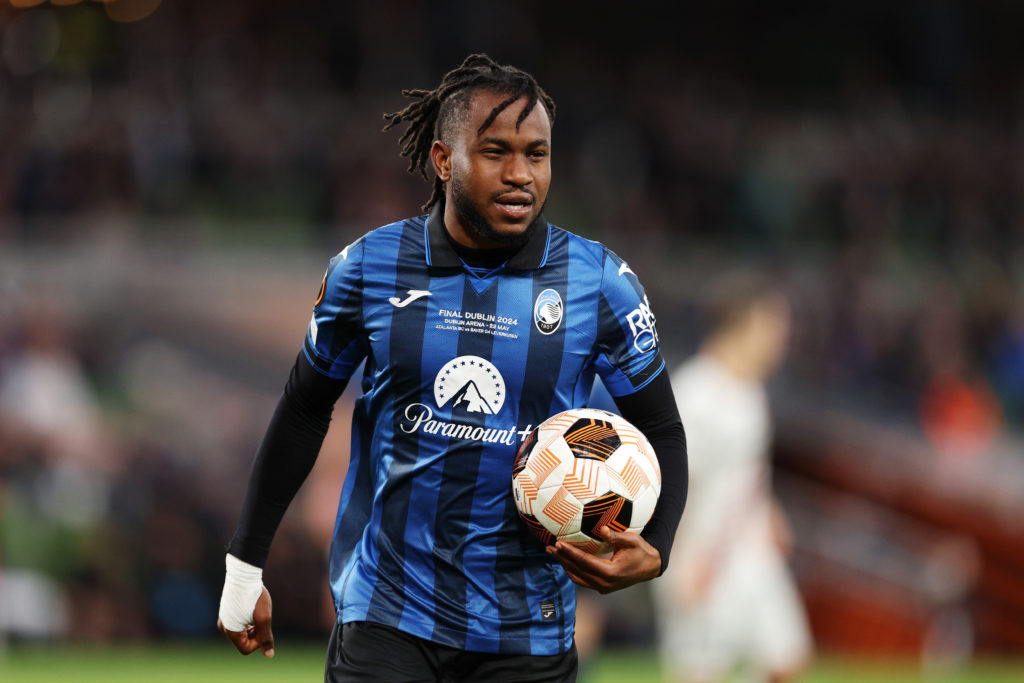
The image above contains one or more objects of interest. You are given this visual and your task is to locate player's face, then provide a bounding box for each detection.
[440,90,552,249]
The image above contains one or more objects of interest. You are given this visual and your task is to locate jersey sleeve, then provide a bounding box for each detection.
[301,239,369,380]
[594,250,665,397]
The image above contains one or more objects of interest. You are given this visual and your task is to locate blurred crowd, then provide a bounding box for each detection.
[2,0,1024,654]
[0,291,330,642]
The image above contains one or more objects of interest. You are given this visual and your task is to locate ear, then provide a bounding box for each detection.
[430,140,452,182]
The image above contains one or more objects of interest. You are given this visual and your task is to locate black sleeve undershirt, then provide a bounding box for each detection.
[612,368,688,575]
[227,352,347,567]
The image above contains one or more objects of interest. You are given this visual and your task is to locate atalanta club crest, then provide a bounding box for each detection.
[533,289,563,335]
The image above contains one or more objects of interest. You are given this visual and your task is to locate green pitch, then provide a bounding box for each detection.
[1,644,1022,682]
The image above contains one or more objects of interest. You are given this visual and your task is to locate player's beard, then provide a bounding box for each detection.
[451,173,539,248]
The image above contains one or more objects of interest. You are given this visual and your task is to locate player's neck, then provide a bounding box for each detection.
[442,221,520,269]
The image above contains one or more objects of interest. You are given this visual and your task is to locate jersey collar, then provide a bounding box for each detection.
[425,199,550,271]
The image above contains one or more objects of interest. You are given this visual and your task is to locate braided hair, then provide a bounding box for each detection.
[382,54,556,212]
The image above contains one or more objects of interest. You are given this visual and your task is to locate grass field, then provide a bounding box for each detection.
[2,644,1023,682]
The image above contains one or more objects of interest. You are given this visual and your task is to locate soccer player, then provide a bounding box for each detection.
[216,54,687,682]
[653,271,811,683]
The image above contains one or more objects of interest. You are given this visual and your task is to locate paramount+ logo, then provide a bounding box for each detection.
[399,355,533,445]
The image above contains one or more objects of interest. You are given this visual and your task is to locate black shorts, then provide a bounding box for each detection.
[324,620,578,683]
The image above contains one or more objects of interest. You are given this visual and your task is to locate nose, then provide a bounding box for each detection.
[503,153,532,187]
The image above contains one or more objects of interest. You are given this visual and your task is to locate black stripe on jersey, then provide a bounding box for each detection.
[597,285,661,392]
[329,395,375,606]
[597,291,626,347]
[628,352,665,390]
[327,285,366,362]
[429,277,500,647]
[303,336,333,374]
[496,228,571,652]
[607,250,662,389]
[303,269,365,376]
[367,218,432,627]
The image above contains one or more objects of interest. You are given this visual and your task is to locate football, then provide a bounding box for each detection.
[512,408,661,555]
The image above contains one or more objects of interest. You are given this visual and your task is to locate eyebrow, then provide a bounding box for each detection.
[478,136,550,149]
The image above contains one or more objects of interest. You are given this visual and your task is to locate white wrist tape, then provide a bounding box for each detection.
[218,553,264,632]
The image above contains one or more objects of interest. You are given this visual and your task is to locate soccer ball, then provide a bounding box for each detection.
[512,408,661,555]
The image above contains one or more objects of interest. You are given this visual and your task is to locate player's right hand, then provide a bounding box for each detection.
[548,526,661,594]
[219,587,275,658]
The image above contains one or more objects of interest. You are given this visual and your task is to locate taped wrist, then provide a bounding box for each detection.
[218,553,264,631]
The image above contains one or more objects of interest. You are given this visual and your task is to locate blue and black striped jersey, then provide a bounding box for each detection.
[303,202,665,655]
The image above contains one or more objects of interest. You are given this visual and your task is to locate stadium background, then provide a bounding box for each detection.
[1,0,1024,679]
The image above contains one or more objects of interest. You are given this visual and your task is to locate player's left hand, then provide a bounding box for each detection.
[546,526,661,594]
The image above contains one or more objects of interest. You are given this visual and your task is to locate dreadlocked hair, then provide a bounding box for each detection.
[382,53,556,212]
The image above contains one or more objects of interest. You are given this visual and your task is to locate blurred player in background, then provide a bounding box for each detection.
[216,54,687,682]
[654,271,811,683]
